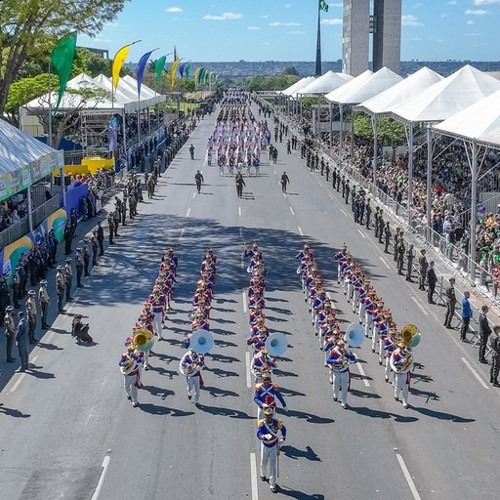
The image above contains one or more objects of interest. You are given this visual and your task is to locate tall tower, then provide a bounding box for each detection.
[342,0,401,76]
[342,0,370,77]
[373,0,402,73]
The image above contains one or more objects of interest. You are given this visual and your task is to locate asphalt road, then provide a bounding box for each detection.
[1,102,500,500]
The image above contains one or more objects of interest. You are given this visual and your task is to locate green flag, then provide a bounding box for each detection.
[319,0,329,13]
[51,32,77,112]
[155,55,167,86]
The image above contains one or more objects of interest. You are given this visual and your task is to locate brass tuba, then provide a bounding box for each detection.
[401,324,421,348]
[133,328,155,352]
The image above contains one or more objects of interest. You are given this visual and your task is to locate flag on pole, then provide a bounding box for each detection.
[155,55,167,86]
[137,49,156,98]
[51,32,77,112]
[112,40,140,89]
[170,58,181,87]
[319,0,329,12]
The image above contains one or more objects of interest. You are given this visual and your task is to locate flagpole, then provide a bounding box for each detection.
[315,2,322,76]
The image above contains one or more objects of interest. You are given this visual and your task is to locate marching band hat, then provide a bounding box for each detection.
[261,371,272,380]
[57,265,64,270]
[261,348,268,355]
[40,279,48,285]
[76,247,82,252]
[28,290,36,296]
[263,405,274,415]
[6,305,14,312]
[14,266,20,271]
[336,338,346,346]
[65,257,72,262]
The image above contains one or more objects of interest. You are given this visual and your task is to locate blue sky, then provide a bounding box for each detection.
[78,0,500,62]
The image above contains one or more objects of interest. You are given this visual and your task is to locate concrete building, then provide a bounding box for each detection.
[342,0,401,76]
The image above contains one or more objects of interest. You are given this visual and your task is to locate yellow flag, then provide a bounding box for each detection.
[112,41,140,89]
[170,59,181,88]
[194,67,201,87]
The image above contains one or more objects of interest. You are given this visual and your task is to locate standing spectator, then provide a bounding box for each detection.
[479,305,492,364]
[97,222,105,256]
[418,249,428,291]
[405,244,415,282]
[427,261,438,304]
[38,279,50,329]
[16,312,29,372]
[490,326,500,387]
[444,278,457,329]
[107,214,115,245]
[56,266,65,313]
[461,292,473,342]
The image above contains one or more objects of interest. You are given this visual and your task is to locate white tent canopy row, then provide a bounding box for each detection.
[280,76,317,97]
[23,73,166,114]
[0,118,64,201]
[298,71,353,96]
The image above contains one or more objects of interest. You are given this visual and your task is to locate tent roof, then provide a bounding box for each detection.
[122,75,160,101]
[356,67,444,116]
[325,67,402,105]
[298,71,353,95]
[23,73,124,111]
[324,70,372,103]
[0,118,62,175]
[432,89,500,148]
[390,64,500,123]
[281,76,316,96]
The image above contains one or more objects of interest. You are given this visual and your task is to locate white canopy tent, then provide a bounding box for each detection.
[280,76,316,97]
[121,75,166,105]
[355,67,444,185]
[0,118,64,226]
[325,68,402,155]
[432,90,500,277]
[389,64,500,226]
[298,71,353,95]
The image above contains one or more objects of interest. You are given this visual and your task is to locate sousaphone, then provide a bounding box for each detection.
[401,324,421,348]
[345,322,365,348]
[133,328,155,352]
[265,332,288,357]
[190,329,214,354]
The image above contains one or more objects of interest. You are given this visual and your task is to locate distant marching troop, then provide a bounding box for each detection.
[295,242,420,410]
[205,90,271,176]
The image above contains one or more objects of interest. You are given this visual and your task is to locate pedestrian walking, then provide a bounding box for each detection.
[444,278,457,328]
[460,291,472,341]
[418,249,428,291]
[281,171,290,193]
[479,305,492,364]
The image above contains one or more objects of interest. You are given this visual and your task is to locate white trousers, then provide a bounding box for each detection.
[260,443,277,487]
[186,375,200,403]
[364,312,372,337]
[394,371,410,404]
[152,312,163,338]
[123,374,139,404]
[331,369,349,404]
[372,327,379,352]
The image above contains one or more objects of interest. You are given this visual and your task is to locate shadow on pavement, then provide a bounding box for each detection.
[139,403,195,416]
[286,408,334,424]
[196,403,254,419]
[0,403,31,418]
[280,445,322,462]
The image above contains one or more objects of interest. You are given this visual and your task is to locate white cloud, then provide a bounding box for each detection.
[269,21,301,26]
[448,0,457,4]
[321,18,342,25]
[467,19,476,24]
[247,26,261,31]
[466,32,482,36]
[203,12,242,21]
[287,30,306,35]
[465,9,491,14]
[166,7,182,13]
[402,14,423,26]
[473,0,500,5]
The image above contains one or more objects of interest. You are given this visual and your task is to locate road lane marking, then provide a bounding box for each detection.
[298,226,304,236]
[355,362,370,387]
[289,206,295,216]
[396,454,422,500]
[246,352,252,389]
[250,452,259,500]
[186,208,191,217]
[328,193,334,200]
[239,206,242,216]
[9,373,26,394]
[461,357,489,389]
[410,296,429,316]
[90,451,112,500]
[379,256,391,269]
[341,209,348,217]
[242,290,248,314]
[357,229,367,239]
[192,192,196,199]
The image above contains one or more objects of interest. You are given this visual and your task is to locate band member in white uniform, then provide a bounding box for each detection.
[326,339,357,409]
[390,342,413,409]
[180,348,205,408]
[119,345,144,408]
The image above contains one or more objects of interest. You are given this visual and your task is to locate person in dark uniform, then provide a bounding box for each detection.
[396,239,405,275]
[64,223,73,255]
[56,266,65,313]
[418,249,428,291]
[489,326,500,386]
[107,214,115,245]
[97,222,105,256]
[91,233,99,266]
[75,248,84,287]
[83,240,91,277]
[235,173,246,198]
[12,266,21,309]
[345,180,350,204]
[113,209,120,237]
[332,167,337,189]
[16,311,29,372]
[194,170,204,193]
[444,277,456,329]
[64,258,73,302]
[336,171,341,191]
[4,305,16,362]
[341,175,346,198]
[0,274,10,326]
[365,199,372,230]
[325,163,330,182]
[405,244,415,282]
[393,228,402,261]
[479,305,492,364]
[427,261,438,304]
[378,211,385,244]
[280,171,290,193]
[38,279,50,329]
[384,222,391,253]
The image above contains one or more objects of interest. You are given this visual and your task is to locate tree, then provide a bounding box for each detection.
[246,75,300,91]
[0,0,128,115]
[282,66,299,76]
